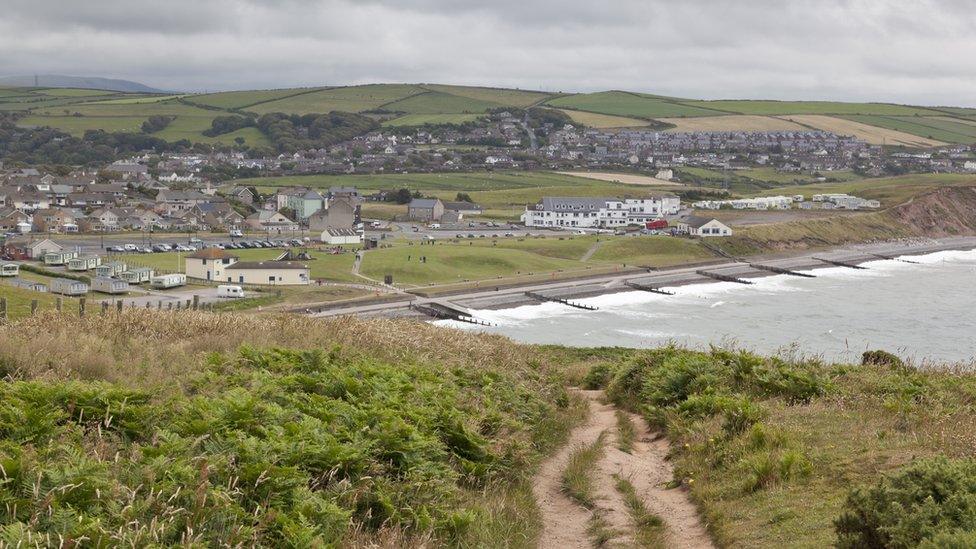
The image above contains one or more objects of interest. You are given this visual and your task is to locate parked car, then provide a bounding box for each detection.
[107,245,125,252]
[123,244,138,252]
[189,237,203,244]
[229,229,244,238]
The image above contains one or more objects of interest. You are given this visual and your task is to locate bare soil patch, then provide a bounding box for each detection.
[559,171,682,187]
[776,114,945,147]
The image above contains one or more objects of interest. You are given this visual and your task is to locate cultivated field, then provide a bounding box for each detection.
[681,99,944,117]
[422,84,553,108]
[546,91,725,118]
[659,114,806,132]
[556,171,681,186]
[380,90,502,114]
[382,113,483,127]
[556,109,649,128]
[776,114,945,147]
[840,115,976,144]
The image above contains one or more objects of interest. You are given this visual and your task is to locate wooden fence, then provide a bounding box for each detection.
[0,294,217,322]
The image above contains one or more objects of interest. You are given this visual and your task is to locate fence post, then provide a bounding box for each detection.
[175,301,181,310]
[79,298,86,318]
[146,302,151,309]
[101,302,109,315]
[193,295,199,310]
[167,302,173,310]
[157,300,162,310]
[0,297,6,321]
[116,300,123,313]
[30,300,38,316]
[56,297,63,312]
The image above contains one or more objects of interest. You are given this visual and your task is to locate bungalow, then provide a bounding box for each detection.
[444,201,483,215]
[321,228,362,245]
[28,238,63,259]
[225,261,310,285]
[678,216,732,237]
[185,248,239,282]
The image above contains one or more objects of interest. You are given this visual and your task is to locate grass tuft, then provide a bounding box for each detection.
[561,432,607,509]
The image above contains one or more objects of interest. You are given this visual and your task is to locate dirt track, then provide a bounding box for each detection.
[532,390,714,548]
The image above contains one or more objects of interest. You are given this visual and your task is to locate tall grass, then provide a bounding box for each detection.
[615,410,637,453]
[0,310,581,546]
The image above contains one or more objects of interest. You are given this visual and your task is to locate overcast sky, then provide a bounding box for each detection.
[2,0,974,106]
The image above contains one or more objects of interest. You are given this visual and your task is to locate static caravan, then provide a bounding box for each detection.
[0,263,19,277]
[91,277,130,295]
[217,284,246,299]
[43,251,78,266]
[95,261,127,278]
[67,255,102,271]
[150,273,186,289]
[49,278,89,296]
[8,278,47,292]
[119,267,154,284]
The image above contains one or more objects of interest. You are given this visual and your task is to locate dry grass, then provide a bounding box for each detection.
[0,309,553,391]
[776,114,945,147]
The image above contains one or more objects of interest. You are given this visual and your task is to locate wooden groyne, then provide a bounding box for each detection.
[748,263,816,278]
[812,257,867,270]
[525,291,599,310]
[695,270,754,285]
[623,281,675,295]
[869,253,920,264]
[410,303,494,326]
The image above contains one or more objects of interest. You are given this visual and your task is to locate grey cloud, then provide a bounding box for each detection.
[0,0,974,106]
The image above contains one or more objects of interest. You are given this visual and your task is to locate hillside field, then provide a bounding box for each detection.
[5,83,976,147]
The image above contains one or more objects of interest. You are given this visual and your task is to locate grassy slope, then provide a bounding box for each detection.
[380,91,503,114]
[678,100,943,117]
[0,311,584,546]
[546,91,725,118]
[588,345,976,548]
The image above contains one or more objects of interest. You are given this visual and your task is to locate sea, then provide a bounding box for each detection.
[436,248,976,365]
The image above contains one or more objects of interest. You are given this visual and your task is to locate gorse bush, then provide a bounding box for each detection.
[835,457,976,549]
[0,312,577,546]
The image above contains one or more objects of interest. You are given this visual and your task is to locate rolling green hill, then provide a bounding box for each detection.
[3,83,974,148]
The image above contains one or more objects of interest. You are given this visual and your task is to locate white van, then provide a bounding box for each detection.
[430,223,441,229]
[217,284,246,299]
[229,229,244,238]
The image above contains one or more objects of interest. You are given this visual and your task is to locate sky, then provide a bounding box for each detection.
[1,0,974,106]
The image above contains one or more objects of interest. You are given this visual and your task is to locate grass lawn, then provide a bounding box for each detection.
[588,236,713,266]
[0,283,65,319]
[359,240,583,286]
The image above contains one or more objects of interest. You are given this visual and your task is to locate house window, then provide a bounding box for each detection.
[269,276,275,283]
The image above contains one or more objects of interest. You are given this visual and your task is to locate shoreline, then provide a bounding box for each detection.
[309,234,976,319]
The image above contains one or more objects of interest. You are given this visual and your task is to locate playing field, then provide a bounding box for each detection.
[659,114,806,132]
[776,114,945,147]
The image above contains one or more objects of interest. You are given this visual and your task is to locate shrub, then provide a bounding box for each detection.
[582,363,616,389]
[835,457,976,548]
[861,349,905,369]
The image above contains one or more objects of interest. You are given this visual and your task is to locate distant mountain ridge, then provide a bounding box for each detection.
[0,74,167,93]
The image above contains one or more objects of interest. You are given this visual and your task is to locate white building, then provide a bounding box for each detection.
[185,248,239,282]
[693,195,794,210]
[225,261,310,285]
[522,195,680,228]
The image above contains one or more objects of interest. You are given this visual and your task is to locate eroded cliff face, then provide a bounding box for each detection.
[887,185,976,237]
